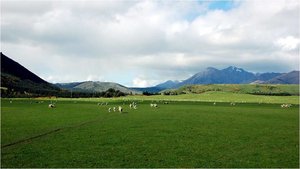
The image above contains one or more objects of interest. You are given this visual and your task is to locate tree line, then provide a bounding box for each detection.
[1,87,127,98]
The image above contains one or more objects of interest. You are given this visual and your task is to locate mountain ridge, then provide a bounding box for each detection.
[144,66,298,93]
[56,81,141,94]
[1,53,298,95]
[1,52,60,96]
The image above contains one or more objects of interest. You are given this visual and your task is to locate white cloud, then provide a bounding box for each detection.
[1,0,299,86]
[275,36,300,51]
[132,76,161,88]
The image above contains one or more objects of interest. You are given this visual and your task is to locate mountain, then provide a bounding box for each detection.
[1,52,49,84]
[255,72,283,81]
[55,82,84,89]
[155,80,180,89]
[177,66,256,87]
[130,80,180,93]
[156,66,296,89]
[1,53,60,96]
[264,71,299,84]
[56,81,141,94]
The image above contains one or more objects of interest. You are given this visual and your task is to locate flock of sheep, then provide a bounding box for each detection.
[44,100,293,109]
[281,103,292,108]
[105,101,161,113]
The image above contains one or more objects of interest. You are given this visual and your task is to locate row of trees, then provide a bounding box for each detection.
[1,87,127,98]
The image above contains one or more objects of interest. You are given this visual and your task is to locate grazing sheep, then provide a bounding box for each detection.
[108,107,111,112]
[150,103,158,108]
[113,107,116,112]
[48,104,55,108]
[281,104,291,108]
[118,106,123,113]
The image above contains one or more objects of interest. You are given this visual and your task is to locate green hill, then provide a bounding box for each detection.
[161,84,299,96]
[1,53,60,97]
[57,81,141,94]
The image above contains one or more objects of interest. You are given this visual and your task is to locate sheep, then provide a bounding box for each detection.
[48,104,55,108]
[150,103,158,108]
[118,106,123,113]
[113,107,116,112]
[230,102,236,106]
[281,104,292,108]
[108,107,111,112]
[130,102,138,109]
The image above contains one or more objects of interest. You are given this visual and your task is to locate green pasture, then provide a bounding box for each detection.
[125,91,299,104]
[164,84,300,96]
[1,95,299,168]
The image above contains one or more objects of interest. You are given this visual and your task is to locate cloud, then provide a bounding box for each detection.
[1,0,299,86]
[275,36,300,51]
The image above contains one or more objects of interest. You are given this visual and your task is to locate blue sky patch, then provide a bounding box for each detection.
[208,0,236,11]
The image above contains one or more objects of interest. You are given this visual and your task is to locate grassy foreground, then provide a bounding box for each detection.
[1,95,299,168]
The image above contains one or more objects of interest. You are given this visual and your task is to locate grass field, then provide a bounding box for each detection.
[163,84,300,96]
[1,94,299,168]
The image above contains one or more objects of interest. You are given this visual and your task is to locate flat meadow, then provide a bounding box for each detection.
[1,93,299,167]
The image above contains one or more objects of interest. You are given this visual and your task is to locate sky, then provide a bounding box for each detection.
[1,0,299,87]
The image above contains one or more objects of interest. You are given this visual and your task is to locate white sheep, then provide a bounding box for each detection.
[118,106,123,113]
[281,104,291,108]
[150,103,158,108]
[48,104,55,108]
[113,107,116,112]
[108,107,111,112]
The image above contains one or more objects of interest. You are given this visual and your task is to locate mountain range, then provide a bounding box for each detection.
[175,66,296,86]
[134,66,299,93]
[1,53,299,95]
[1,53,140,96]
